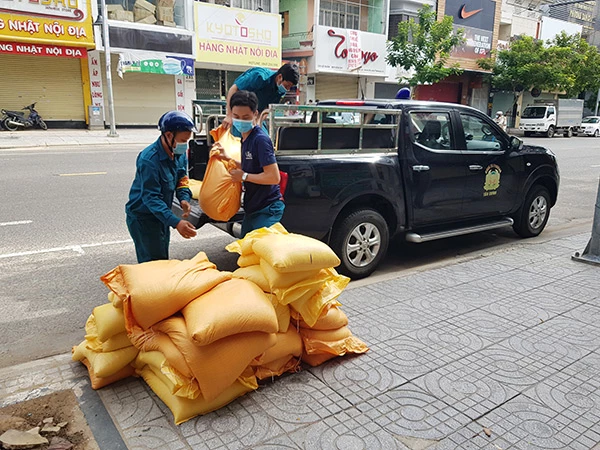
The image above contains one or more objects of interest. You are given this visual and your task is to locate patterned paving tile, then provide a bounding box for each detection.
[498,327,591,372]
[565,303,600,327]
[287,407,403,450]
[455,258,517,276]
[444,310,526,344]
[534,315,600,351]
[308,352,407,405]
[477,397,599,450]
[179,392,286,450]
[563,268,600,291]
[407,320,492,360]
[436,283,508,309]
[479,269,555,298]
[368,335,461,381]
[366,276,442,300]
[414,361,520,421]
[538,279,600,304]
[407,290,479,321]
[123,416,188,450]
[343,309,404,346]
[243,370,352,433]
[432,421,512,450]
[337,285,399,315]
[367,303,444,335]
[356,384,471,441]
[481,289,578,327]
[521,258,591,280]
[99,378,165,430]
[251,434,300,449]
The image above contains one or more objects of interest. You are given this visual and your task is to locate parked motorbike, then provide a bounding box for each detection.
[1,103,47,131]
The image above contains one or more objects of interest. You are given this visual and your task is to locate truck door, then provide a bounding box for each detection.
[404,110,467,226]
[457,112,520,216]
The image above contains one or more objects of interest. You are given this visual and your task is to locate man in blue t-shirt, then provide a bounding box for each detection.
[214,91,284,237]
[222,63,299,132]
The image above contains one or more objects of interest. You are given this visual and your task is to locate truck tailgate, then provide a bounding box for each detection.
[172,197,244,230]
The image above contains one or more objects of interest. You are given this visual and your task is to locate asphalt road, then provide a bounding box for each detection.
[0,135,598,367]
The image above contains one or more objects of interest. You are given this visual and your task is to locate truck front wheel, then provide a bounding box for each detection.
[546,126,555,138]
[512,185,551,238]
[331,208,389,279]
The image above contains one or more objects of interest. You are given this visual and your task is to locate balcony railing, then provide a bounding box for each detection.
[282,31,314,51]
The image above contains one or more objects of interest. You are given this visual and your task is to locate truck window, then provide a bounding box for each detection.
[522,107,546,119]
[547,107,555,117]
[460,114,505,152]
[409,112,453,150]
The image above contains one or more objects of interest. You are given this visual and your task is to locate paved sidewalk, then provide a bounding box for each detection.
[1,232,599,449]
[0,128,156,150]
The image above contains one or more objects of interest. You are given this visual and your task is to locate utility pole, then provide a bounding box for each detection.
[100,0,118,137]
[573,177,600,266]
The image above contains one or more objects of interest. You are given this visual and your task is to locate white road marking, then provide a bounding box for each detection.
[591,165,600,168]
[58,171,107,177]
[0,220,33,227]
[0,239,132,259]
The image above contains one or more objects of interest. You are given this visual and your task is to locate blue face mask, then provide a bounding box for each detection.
[173,142,188,155]
[278,83,287,96]
[233,119,254,134]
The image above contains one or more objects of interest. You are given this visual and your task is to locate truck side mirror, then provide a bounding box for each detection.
[510,136,523,151]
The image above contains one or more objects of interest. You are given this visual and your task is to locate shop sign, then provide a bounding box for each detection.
[117,52,194,77]
[194,2,281,69]
[88,50,105,120]
[452,26,493,59]
[0,0,94,48]
[315,26,386,76]
[0,40,86,57]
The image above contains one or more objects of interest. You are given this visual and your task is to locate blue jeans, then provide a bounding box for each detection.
[126,214,170,263]
[241,200,285,238]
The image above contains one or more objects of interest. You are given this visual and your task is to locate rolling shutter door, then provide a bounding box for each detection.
[315,74,359,100]
[101,54,175,126]
[0,54,84,122]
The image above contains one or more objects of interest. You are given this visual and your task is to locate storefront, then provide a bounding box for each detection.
[92,19,196,126]
[193,2,282,101]
[0,0,95,127]
[309,25,387,102]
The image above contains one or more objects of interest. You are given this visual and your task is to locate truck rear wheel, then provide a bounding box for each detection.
[330,208,389,279]
[563,128,572,138]
[512,185,551,238]
[546,126,555,138]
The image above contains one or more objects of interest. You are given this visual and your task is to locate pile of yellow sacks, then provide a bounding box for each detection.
[73,224,368,425]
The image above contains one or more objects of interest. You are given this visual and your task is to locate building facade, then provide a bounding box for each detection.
[0,0,96,127]
[194,0,281,102]
[281,0,389,104]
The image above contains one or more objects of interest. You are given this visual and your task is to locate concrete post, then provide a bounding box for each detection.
[573,177,600,265]
[100,0,118,137]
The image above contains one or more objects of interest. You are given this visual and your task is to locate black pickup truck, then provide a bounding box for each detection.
[181,99,559,279]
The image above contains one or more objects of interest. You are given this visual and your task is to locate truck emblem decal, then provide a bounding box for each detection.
[484,164,501,196]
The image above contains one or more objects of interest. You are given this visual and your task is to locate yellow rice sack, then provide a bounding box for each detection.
[138,365,256,425]
[182,278,278,346]
[302,352,337,367]
[108,291,122,309]
[85,331,132,353]
[199,150,242,222]
[254,356,300,380]
[101,252,231,331]
[134,351,200,400]
[251,326,303,366]
[80,357,135,390]
[232,265,270,292]
[269,295,291,333]
[237,254,261,268]
[153,316,276,402]
[289,271,349,327]
[72,341,139,378]
[260,259,320,290]
[130,329,193,381]
[299,326,369,357]
[253,234,340,273]
[225,223,289,256]
[292,305,349,331]
[189,179,202,200]
[91,303,126,341]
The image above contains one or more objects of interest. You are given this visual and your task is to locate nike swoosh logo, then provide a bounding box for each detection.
[460,5,483,19]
